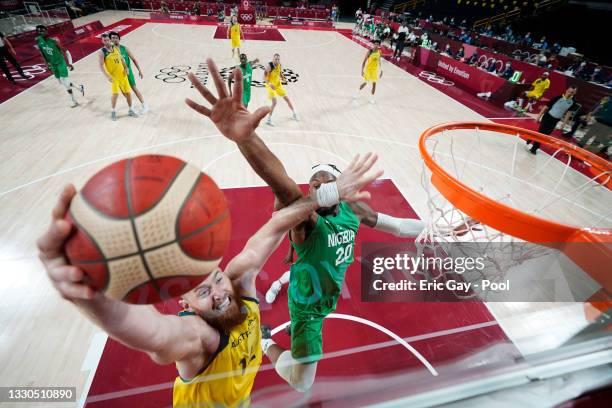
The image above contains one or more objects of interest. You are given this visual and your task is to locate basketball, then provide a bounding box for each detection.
[63,154,231,304]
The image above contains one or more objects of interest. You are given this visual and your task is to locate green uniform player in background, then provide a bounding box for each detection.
[228,53,259,107]
[35,25,84,107]
[109,31,148,114]
[183,58,439,393]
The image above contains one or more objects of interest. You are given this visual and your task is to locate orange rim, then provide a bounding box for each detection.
[419,122,612,292]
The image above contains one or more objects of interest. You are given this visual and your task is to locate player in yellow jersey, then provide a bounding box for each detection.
[355,39,384,104]
[264,53,298,126]
[227,16,243,60]
[98,33,137,121]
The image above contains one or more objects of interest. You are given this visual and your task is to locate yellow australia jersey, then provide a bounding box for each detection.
[531,78,550,96]
[102,46,125,78]
[230,23,241,39]
[366,50,381,71]
[173,297,262,408]
[267,63,282,86]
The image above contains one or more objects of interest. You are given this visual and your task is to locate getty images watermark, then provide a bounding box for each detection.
[360,242,608,302]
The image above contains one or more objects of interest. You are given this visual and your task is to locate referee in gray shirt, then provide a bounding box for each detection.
[527,86,579,154]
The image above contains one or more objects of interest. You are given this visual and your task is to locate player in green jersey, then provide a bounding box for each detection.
[185,58,451,392]
[109,31,148,114]
[35,25,84,107]
[228,53,259,108]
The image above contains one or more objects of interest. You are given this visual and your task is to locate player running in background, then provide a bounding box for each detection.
[228,53,259,108]
[0,30,28,85]
[35,25,84,107]
[264,53,298,126]
[109,31,149,114]
[355,39,383,104]
[99,33,137,121]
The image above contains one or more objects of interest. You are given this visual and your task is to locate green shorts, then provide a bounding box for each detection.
[242,91,251,107]
[50,61,68,78]
[127,68,136,87]
[289,312,324,364]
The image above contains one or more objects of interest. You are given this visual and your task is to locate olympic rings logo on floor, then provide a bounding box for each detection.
[418,71,454,86]
[11,64,47,80]
[155,66,193,83]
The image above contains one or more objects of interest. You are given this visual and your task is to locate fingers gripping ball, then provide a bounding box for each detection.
[63,155,231,304]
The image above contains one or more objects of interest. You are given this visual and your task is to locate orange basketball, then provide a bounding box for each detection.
[63,155,231,304]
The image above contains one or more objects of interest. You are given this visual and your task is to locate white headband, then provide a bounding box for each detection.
[310,164,341,179]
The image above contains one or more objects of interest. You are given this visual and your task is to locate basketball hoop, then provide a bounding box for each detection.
[416,122,612,301]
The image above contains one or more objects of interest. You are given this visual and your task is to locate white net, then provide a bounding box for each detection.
[414,124,612,301]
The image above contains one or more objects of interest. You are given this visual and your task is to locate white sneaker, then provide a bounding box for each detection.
[265,280,282,303]
[140,104,149,115]
[369,98,376,104]
[291,112,299,121]
[128,109,138,118]
[70,101,78,108]
[265,117,274,126]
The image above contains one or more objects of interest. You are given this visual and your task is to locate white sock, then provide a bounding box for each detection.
[261,338,276,356]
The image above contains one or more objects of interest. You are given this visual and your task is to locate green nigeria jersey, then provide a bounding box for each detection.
[36,36,64,65]
[118,45,131,70]
[288,201,359,316]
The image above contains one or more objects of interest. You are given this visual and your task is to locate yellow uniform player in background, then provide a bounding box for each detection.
[356,39,383,104]
[99,33,137,121]
[228,16,243,60]
[264,53,298,126]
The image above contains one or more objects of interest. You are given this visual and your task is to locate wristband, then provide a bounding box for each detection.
[66,50,73,65]
[316,182,340,207]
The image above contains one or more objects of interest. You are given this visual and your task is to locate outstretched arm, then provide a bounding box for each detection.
[185,58,302,208]
[349,201,425,237]
[126,47,143,78]
[37,185,218,366]
[226,153,384,289]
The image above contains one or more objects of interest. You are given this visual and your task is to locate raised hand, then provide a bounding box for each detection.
[185,58,270,143]
[36,184,94,301]
[336,153,384,202]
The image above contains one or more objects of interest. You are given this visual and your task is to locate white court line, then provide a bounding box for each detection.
[271,313,438,376]
[78,332,108,408]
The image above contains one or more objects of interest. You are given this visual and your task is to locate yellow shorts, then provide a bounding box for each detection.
[525,90,543,99]
[266,83,286,99]
[231,37,241,49]
[363,68,378,82]
[111,75,131,94]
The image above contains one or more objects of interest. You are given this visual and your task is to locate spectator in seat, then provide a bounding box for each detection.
[467,52,479,66]
[500,61,514,80]
[455,46,465,61]
[552,42,561,54]
[217,8,225,22]
[442,44,452,56]
[590,65,606,83]
[526,86,580,154]
[546,54,559,70]
[192,0,201,16]
[65,0,83,18]
[160,0,170,15]
[522,32,532,46]
[537,36,548,50]
[430,42,439,52]
[536,52,548,67]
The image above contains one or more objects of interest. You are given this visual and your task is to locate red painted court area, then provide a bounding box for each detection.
[85,180,514,407]
[213,26,286,41]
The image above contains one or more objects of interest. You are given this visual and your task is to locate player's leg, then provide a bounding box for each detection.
[265,270,290,303]
[266,87,277,125]
[128,69,148,113]
[119,77,137,117]
[282,94,298,120]
[1,48,26,80]
[0,54,16,84]
[262,317,321,392]
[111,92,119,121]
